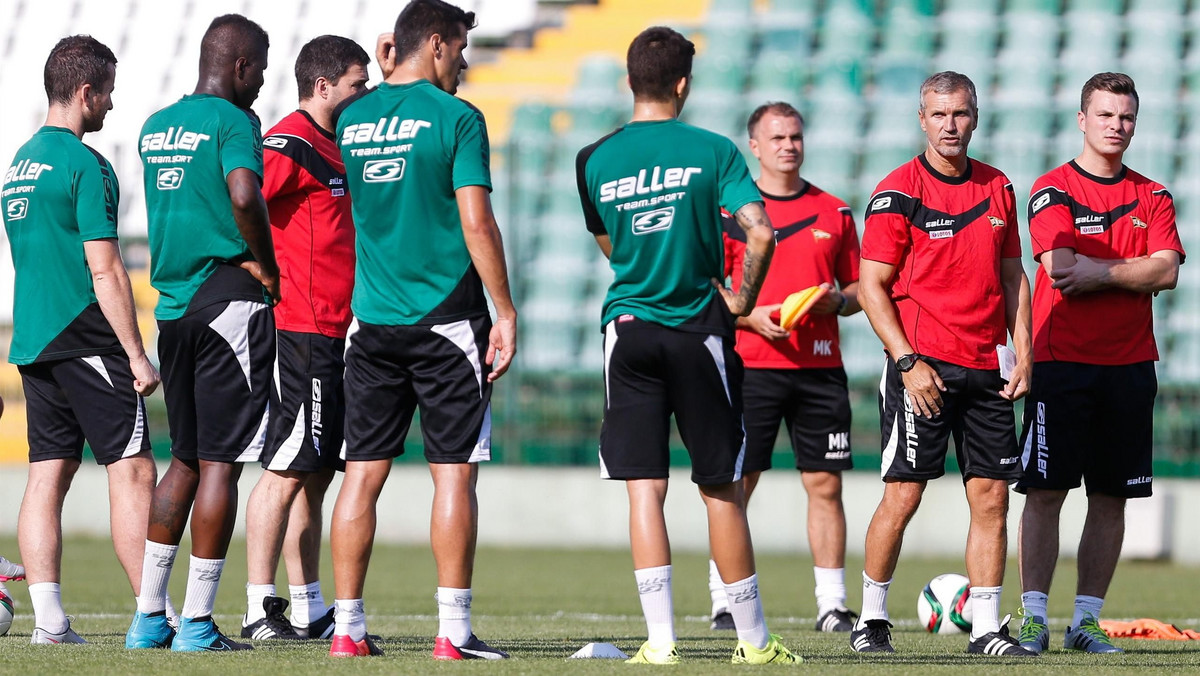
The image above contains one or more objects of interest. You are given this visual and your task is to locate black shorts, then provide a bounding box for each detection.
[158,299,275,463]
[343,317,493,463]
[878,356,1020,482]
[741,367,853,474]
[599,317,745,485]
[19,353,150,465]
[261,330,346,473]
[1016,361,1156,498]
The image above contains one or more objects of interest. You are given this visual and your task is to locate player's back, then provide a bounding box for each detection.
[577,119,759,329]
[4,127,122,365]
[140,94,264,319]
[336,80,492,326]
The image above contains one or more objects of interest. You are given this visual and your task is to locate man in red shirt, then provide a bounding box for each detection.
[708,102,862,634]
[240,35,369,641]
[1015,73,1184,655]
[852,72,1034,656]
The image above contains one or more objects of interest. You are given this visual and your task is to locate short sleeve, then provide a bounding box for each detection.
[835,206,860,285]
[220,108,264,179]
[716,139,761,216]
[1148,187,1185,261]
[261,139,299,204]
[721,212,742,281]
[75,152,119,242]
[1027,183,1074,258]
[860,189,914,265]
[576,142,606,236]
[452,107,492,191]
[1000,182,1022,258]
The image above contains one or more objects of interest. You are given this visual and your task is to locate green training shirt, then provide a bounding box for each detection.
[336,80,492,326]
[3,126,122,365]
[140,94,265,320]
[576,118,761,333]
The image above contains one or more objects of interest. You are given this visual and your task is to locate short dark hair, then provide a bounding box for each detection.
[626,26,695,102]
[393,0,476,62]
[747,101,804,137]
[295,35,370,100]
[1081,72,1139,113]
[200,14,269,66]
[44,35,117,106]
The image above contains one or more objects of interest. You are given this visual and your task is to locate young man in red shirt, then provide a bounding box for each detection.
[240,35,369,641]
[852,72,1034,656]
[709,102,862,634]
[1015,73,1184,655]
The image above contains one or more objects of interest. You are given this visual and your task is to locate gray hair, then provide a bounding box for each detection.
[919,71,978,113]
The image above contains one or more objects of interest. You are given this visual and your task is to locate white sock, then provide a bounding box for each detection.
[29,582,68,633]
[165,594,179,625]
[290,582,325,626]
[1072,595,1104,628]
[858,572,891,626]
[1021,591,1049,620]
[244,583,275,624]
[436,587,473,645]
[969,585,1002,638]
[724,573,768,650]
[334,598,366,640]
[180,556,224,619]
[813,566,847,616]
[137,541,177,614]
[708,559,727,615]
[634,565,675,647]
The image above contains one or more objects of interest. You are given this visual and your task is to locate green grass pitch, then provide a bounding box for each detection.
[1,535,1198,674]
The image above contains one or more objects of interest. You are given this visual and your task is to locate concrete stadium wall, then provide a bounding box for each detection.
[0,464,1196,563]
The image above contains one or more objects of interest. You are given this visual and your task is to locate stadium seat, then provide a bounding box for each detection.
[747,53,806,105]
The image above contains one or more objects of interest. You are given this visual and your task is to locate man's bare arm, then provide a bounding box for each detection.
[457,185,517,381]
[227,167,280,302]
[84,239,160,395]
[1049,249,1180,296]
[717,202,774,316]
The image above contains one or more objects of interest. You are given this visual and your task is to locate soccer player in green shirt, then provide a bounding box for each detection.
[2,35,160,645]
[328,0,516,659]
[129,14,278,652]
[576,26,798,665]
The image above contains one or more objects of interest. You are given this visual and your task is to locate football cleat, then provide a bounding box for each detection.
[815,607,858,633]
[433,634,509,660]
[241,596,301,640]
[625,640,680,664]
[710,609,735,631]
[126,610,175,649]
[31,619,87,645]
[732,633,801,664]
[1018,611,1050,654]
[850,619,895,653]
[171,616,253,652]
[1064,614,1123,653]
[0,556,25,582]
[330,632,383,657]
[967,615,1037,656]
[293,605,335,639]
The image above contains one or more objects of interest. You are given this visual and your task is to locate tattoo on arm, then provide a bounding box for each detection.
[733,203,773,309]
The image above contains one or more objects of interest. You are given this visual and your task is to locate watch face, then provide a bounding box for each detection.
[897,355,916,371]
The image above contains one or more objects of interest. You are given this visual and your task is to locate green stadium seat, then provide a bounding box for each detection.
[943,0,999,12]
[1124,13,1185,61]
[816,4,874,60]
[937,10,1000,57]
[758,24,813,59]
[691,53,747,95]
[747,53,806,104]
[1065,0,1122,12]
[1007,0,1062,11]
[879,5,935,59]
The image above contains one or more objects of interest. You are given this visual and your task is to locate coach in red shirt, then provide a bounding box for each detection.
[850,72,1034,657]
[1014,73,1185,655]
[241,35,368,641]
[708,102,861,634]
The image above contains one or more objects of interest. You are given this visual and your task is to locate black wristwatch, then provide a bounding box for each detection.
[895,353,922,373]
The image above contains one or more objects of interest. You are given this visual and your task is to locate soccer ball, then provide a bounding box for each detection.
[917,573,973,634]
[0,588,13,636]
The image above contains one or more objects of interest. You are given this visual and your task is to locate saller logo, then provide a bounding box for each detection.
[599,166,700,203]
[1036,402,1049,479]
[263,136,288,149]
[903,390,918,468]
[5,198,29,220]
[363,158,405,182]
[631,207,674,235]
[156,168,184,190]
[341,117,431,145]
[1031,192,1051,213]
[871,196,892,211]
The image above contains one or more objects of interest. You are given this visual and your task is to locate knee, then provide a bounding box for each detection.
[803,472,843,504]
[1024,488,1068,513]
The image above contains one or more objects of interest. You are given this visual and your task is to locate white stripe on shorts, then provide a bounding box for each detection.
[879,360,899,478]
[431,319,484,396]
[236,402,270,463]
[702,335,732,404]
[207,300,270,390]
[122,397,146,459]
[81,355,114,388]
[267,402,306,471]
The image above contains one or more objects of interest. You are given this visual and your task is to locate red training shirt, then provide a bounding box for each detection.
[723,182,860,368]
[1027,160,1185,365]
[861,154,1022,370]
[262,110,355,338]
